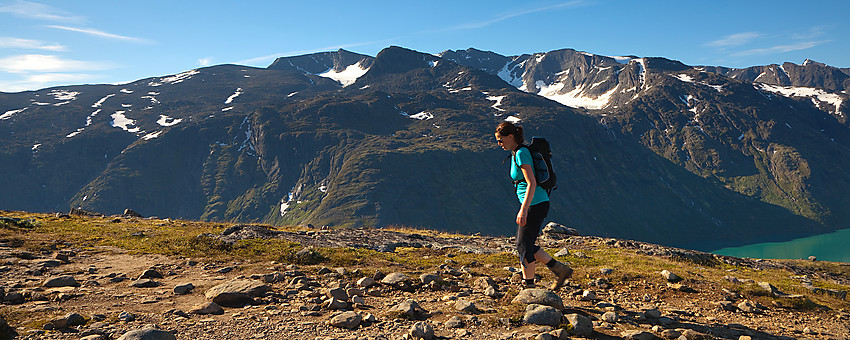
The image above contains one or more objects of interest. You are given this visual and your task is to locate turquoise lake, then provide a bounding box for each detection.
[712,228,850,263]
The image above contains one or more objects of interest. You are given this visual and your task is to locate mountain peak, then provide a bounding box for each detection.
[267,49,374,74]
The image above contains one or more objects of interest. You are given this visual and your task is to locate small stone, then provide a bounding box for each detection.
[602,311,618,323]
[409,321,435,340]
[138,269,163,279]
[190,302,224,315]
[445,316,464,328]
[803,327,816,335]
[326,297,349,310]
[808,256,817,261]
[512,288,565,310]
[391,299,428,320]
[326,287,348,301]
[719,300,738,312]
[420,273,441,285]
[381,272,408,285]
[566,313,593,336]
[661,329,682,339]
[117,326,175,340]
[550,329,570,340]
[524,304,562,327]
[660,270,682,283]
[329,311,361,329]
[600,268,614,275]
[578,290,596,301]
[351,295,366,305]
[644,308,662,319]
[117,311,135,322]
[357,277,376,288]
[454,300,479,314]
[554,248,570,257]
[621,330,655,340]
[130,279,160,288]
[173,283,195,295]
[484,286,499,298]
[43,276,80,288]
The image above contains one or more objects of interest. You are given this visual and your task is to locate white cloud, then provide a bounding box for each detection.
[47,25,151,43]
[733,40,829,56]
[0,54,112,73]
[0,36,66,51]
[704,32,763,48]
[0,0,84,23]
[198,57,213,66]
[450,1,587,30]
[0,73,94,92]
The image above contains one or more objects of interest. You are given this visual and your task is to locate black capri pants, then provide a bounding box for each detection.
[516,201,550,265]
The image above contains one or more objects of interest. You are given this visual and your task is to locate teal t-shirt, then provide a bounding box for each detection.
[511,147,550,205]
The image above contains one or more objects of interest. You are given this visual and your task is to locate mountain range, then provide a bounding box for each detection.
[1,45,848,251]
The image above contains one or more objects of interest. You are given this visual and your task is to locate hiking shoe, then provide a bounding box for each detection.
[519,280,536,289]
[548,261,573,291]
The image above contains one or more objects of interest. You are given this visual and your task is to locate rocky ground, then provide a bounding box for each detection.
[1,217,849,340]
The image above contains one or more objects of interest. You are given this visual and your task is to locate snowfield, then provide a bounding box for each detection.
[318,62,369,87]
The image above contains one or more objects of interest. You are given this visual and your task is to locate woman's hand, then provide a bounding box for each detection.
[516,208,528,227]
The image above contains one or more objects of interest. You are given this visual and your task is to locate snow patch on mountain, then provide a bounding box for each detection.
[120,89,133,94]
[757,83,845,116]
[318,61,368,87]
[486,95,507,112]
[225,88,243,104]
[142,130,162,140]
[93,94,115,108]
[1,107,26,120]
[149,69,200,87]
[50,90,80,101]
[497,62,524,88]
[536,81,618,110]
[66,109,102,137]
[157,115,183,126]
[110,111,139,132]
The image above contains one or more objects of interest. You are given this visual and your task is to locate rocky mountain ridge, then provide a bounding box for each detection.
[1,46,848,250]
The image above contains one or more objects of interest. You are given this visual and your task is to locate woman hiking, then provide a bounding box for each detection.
[495,121,572,290]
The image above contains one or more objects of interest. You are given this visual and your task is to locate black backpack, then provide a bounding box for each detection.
[508,137,557,194]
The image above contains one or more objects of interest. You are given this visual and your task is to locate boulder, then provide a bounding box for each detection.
[602,311,619,323]
[454,300,480,314]
[660,270,682,283]
[138,269,163,279]
[409,321,435,340]
[543,222,580,236]
[130,279,160,288]
[329,311,361,329]
[357,277,376,288]
[117,325,176,340]
[204,279,271,307]
[621,330,657,340]
[523,304,562,327]
[43,276,80,288]
[123,209,143,218]
[566,313,593,336]
[381,272,408,285]
[173,283,194,295]
[190,302,224,315]
[390,299,429,320]
[512,288,565,310]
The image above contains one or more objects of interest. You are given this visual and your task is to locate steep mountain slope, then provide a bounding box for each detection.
[0,46,845,250]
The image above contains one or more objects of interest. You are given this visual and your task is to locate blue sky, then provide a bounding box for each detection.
[1,0,847,92]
